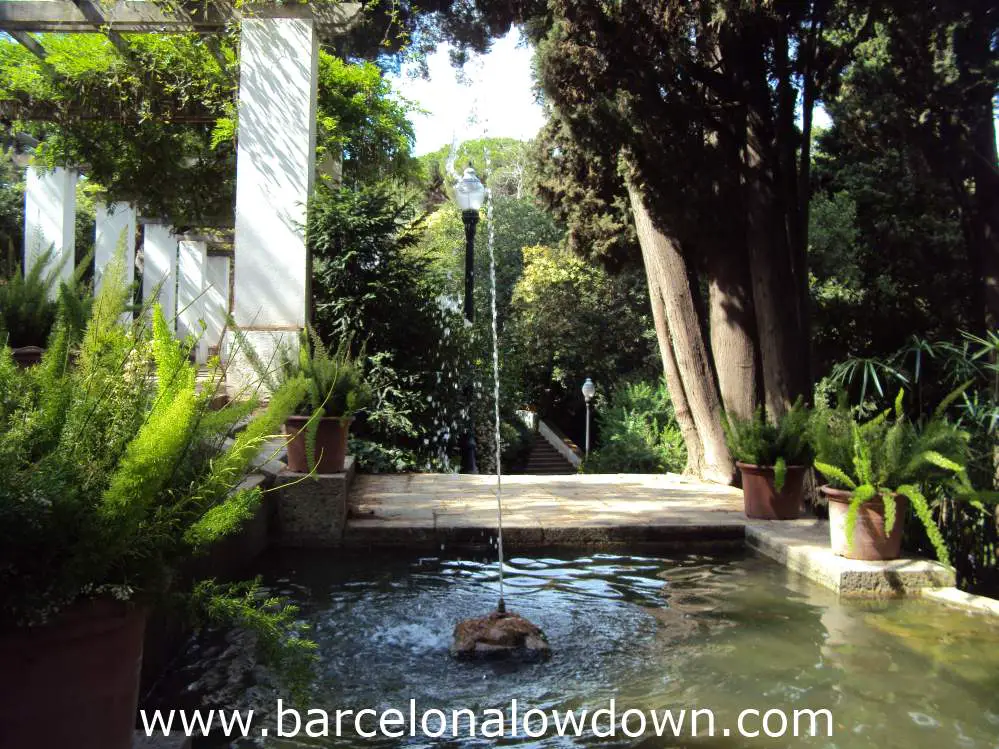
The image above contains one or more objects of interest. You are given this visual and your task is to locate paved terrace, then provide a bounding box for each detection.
[347,472,746,548]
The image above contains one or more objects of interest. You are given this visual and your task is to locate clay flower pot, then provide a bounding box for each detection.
[0,600,147,749]
[736,462,807,519]
[284,415,352,473]
[11,345,44,367]
[822,485,908,560]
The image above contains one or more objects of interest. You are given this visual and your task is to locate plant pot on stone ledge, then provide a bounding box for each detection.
[285,415,353,474]
[823,486,908,561]
[736,462,807,520]
[0,601,147,749]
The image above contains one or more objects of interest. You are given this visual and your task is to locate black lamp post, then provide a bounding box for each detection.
[454,165,486,474]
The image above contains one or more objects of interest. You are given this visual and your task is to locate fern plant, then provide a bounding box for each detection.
[0,247,311,677]
[723,398,814,490]
[811,389,974,564]
[0,245,91,349]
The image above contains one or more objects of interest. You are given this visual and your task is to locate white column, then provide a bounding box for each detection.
[205,254,231,358]
[228,12,318,390]
[94,201,136,294]
[142,223,178,328]
[177,239,208,364]
[23,165,77,298]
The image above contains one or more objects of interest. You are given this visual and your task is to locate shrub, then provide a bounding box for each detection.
[811,389,976,564]
[0,245,90,349]
[583,379,686,474]
[723,398,813,490]
[0,249,311,676]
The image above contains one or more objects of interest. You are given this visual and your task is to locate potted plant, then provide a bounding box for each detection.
[0,245,89,366]
[723,399,814,519]
[811,390,971,562]
[0,253,310,749]
[278,330,372,474]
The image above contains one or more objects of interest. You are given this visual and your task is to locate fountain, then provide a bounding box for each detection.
[448,139,550,661]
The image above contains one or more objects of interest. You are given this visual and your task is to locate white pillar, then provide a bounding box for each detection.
[228,12,318,390]
[94,201,136,294]
[23,165,77,298]
[205,254,231,358]
[177,239,208,364]
[142,223,178,327]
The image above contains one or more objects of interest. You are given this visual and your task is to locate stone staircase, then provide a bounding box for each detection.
[523,432,577,475]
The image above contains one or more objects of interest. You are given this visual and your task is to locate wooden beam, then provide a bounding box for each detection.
[9,30,48,60]
[0,2,362,36]
[0,1,230,33]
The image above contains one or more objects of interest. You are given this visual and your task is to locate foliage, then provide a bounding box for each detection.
[0,245,93,349]
[0,35,418,220]
[723,399,814,490]
[0,247,307,632]
[583,380,686,474]
[347,437,422,473]
[290,330,372,420]
[191,579,317,701]
[503,244,658,439]
[823,331,999,591]
[308,182,467,467]
[808,127,973,373]
[811,390,977,564]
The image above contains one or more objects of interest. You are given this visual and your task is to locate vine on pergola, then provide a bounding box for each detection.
[0,28,416,221]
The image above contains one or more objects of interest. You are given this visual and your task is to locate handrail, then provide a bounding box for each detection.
[538,419,582,468]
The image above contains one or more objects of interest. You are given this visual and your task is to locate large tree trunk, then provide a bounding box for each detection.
[640,248,705,476]
[707,239,759,423]
[628,180,734,484]
[738,27,809,420]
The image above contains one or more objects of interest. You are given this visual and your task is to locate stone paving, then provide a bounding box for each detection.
[347,472,747,548]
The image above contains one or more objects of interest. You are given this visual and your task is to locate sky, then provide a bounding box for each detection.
[387,29,547,156]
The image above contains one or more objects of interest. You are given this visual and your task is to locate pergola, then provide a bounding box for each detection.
[1,0,361,387]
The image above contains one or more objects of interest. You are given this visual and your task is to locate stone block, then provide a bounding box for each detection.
[275,457,354,546]
[746,519,955,597]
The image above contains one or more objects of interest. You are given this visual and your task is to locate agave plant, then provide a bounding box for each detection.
[811,389,975,564]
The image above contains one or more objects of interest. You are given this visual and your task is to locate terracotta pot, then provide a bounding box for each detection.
[0,600,147,749]
[823,485,908,560]
[11,345,44,367]
[284,415,352,473]
[736,462,807,520]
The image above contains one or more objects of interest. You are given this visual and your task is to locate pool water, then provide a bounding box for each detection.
[150,550,999,748]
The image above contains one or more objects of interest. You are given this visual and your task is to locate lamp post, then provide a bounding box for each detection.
[454,164,486,474]
[582,377,596,457]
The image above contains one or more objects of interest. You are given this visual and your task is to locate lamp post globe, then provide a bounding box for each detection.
[582,378,595,457]
[453,164,486,474]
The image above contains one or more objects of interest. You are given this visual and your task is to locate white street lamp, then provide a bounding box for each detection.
[453,165,486,212]
[582,378,596,457]
[453,165,487,474]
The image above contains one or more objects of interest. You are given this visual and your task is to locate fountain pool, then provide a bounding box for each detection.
[149,550,999,748]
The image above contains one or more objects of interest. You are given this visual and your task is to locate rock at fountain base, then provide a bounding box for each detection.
[451,610,551,662]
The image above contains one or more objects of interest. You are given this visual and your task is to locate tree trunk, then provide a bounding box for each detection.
[738,28,809,420]
[707,241,759,423]
[628,180,734,484]
[640,249,705,477]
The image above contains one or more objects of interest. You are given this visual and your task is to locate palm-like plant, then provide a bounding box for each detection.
[811,390,973,564]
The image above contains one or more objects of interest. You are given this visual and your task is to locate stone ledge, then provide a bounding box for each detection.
[274,457,356,547]
[746,519,955,597]
[921,587,999,618]
[341,521,745,552]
